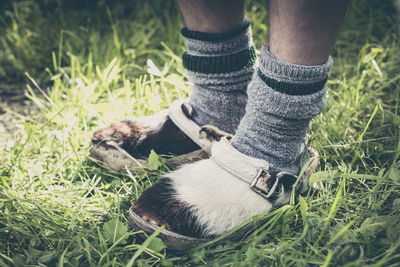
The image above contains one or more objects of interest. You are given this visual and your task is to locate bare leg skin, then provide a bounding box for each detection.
[269,0,349,65]
[177,0,246,33]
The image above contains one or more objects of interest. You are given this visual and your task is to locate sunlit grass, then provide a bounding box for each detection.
[0,0,399,266]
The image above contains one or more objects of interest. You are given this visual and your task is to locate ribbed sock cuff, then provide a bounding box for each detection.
[182,49,256,74]
[246,46,334,120]
[247,73,328,120]
[181,20,250,42]
[259,46,333,95]
[182,20,256,74]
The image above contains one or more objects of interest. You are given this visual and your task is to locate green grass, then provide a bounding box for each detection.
[0,0,400,266]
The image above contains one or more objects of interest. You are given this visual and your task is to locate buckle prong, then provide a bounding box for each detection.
[266,176,280,198]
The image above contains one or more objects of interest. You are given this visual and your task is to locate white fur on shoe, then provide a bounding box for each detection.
[169,159,276,237]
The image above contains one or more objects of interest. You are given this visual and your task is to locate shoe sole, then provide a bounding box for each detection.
[127,208,212,251]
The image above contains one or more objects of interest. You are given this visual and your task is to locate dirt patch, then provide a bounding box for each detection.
[0,85,38,149]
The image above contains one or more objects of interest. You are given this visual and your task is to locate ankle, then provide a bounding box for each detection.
[232,46,332,173]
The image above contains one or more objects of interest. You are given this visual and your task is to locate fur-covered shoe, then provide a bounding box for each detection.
[91,99,232,173]
[128,138,319,251]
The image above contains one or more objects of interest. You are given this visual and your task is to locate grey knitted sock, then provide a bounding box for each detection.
[182,21,256,134]
[232,46,333,174]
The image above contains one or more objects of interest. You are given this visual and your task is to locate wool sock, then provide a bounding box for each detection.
[232,46,333,174]
[182,21,256,134]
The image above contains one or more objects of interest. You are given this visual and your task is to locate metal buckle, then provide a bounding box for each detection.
[250,168,280,200]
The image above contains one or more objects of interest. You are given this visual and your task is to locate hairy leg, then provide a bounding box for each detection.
[177,0,245,33]
[269,0,349,65]
[232,0,350,174]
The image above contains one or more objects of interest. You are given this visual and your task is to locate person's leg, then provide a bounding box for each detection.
[269,0,349,65]
[132,0,349,239]
[91,0,253,166]
[178,0,255,134]
[232,0,349,175]
[178,0,245,33]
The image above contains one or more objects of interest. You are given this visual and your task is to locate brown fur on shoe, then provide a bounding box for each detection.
[199,125,233,142]
[132,178,206,238]
[92,118,200,159]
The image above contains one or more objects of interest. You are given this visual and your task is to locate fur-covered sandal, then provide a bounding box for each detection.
[90,99,231,173]
[128,138,319,251]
